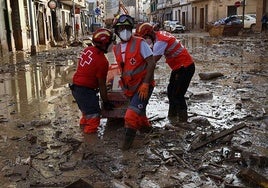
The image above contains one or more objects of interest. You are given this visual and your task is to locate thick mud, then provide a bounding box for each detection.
[0,32,267,188]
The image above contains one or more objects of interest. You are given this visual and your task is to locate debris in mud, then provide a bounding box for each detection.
[198,72,224,80]
[70,41,83,47]
[0,117,8,123]
[190,91,213,101]
[30,119,52,127]
[0,33,267,187]
[59,161,77,171]
[3,164,30,181]
[190,123,247,150]
[64,178,93,188]
[237,168,268,188]
[26,134,37,144]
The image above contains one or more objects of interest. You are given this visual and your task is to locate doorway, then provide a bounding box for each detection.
[10,0,23,50]
[200,8,204,29]
[3,6,12,51]
[227,6,237,16]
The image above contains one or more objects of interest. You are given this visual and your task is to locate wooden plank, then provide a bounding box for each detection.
[190,123,246,150]
[237,168,268,188]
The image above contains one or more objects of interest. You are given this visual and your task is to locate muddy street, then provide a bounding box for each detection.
[0,32,268,188]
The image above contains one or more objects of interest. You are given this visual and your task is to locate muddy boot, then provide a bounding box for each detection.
[178,109,188,122]
[168,104,177,117]
[167,116,179,126]
[139,126,153,133]
[122,128,136,151]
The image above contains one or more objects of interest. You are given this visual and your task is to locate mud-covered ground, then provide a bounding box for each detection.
[0,32,267,188]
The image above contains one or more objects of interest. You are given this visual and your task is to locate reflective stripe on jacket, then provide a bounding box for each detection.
[113,36,147,97]
[156,31,193,70]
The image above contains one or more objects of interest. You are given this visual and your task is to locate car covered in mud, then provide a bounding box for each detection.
[233,14,256,30]
[213,15,242,26]
[213,14,256,30]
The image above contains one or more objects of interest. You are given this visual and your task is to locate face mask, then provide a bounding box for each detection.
[119,29,132,41]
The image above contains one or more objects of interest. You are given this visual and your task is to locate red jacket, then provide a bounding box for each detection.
[156,31,193,70]
[73,46,109,89]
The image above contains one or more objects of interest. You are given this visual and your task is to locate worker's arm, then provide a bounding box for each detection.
[152,41,167,63]
[143,55,156,84]
[98,78,108,102]
[140,41,156,84]
[98,78,114,110]
[154,55,162,62]
[137,41,156,100]
[137,55,156,100]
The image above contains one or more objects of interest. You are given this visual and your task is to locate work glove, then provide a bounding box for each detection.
[103,101,115,111]
[138,83,149,100]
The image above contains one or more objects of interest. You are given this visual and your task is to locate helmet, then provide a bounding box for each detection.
[92,28,115,52]
[113,14,134,28]
[135,22,154,38]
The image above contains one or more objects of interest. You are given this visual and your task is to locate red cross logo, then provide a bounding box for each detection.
[130,58,136,65]
[79,49,93,67]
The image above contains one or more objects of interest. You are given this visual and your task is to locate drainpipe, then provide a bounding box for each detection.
[28,0,36,56]
[242,0,246,27]
[73,0,76,41]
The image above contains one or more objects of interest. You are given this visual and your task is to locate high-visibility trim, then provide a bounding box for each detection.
[164,39,184,58]
[113,36,147,97]
[85,113,100,119]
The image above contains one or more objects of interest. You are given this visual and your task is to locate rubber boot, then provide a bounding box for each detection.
[83,117,100,134]
[79,114,87,129]
[168,104,177,117]
[122,128,136,151]
[139,116,153,133]
[178,109,188,122]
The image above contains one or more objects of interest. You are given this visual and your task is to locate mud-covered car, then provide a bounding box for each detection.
[164,20,186,33]
[234,14,256,30]
[208,16,243,37]
[213,15,242,26]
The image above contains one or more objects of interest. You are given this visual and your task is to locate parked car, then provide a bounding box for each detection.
[164,20,186,33]
[247,14,256,19]
[232,14,256,30]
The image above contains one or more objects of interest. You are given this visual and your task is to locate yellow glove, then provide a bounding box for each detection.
[138,83,149,100]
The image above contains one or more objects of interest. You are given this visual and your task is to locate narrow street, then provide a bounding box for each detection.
[0,31,267,188]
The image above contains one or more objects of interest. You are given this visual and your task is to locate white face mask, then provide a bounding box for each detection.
[119,29,132,41]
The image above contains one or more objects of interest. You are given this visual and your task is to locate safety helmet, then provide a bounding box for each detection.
[113,14,134,29]
[92,28,115,52]
[135,22,154,39]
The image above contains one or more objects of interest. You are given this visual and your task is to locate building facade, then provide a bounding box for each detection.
[1,0,267,56]
[150,0,267,32]
[0,0,88,56]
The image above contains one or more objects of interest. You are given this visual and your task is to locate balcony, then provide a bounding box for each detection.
[59,0,85,8]
[157,2,172,9]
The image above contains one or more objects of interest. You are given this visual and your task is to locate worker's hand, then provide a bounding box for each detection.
[138,83,149,100]
[103,101,115,111]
